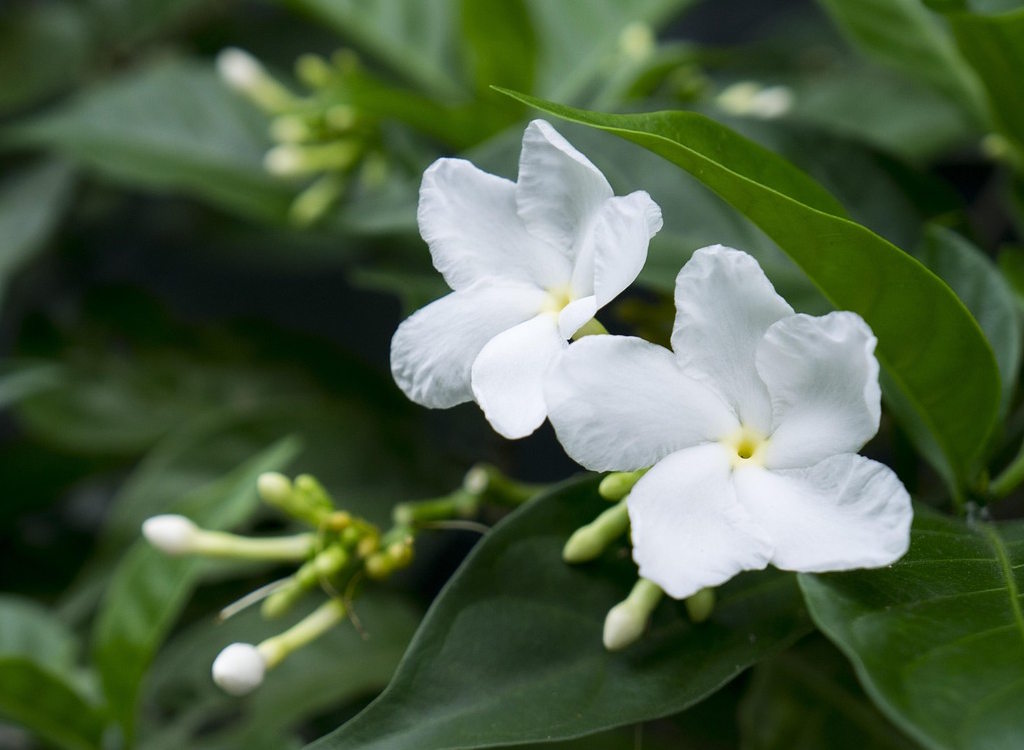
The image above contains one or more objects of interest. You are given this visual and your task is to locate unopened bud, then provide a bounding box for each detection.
[563,500,629,563]
[296,53,334,89]
[212,642,266,696]
[619,22,654,62]
[602,578,663,651]
[216,48,265,93]
[257,472,292,506]
[598,470,646,501]
[684,587,715,623]
[142,515,199,555]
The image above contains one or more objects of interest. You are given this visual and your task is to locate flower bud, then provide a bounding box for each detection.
[212,642,266,696]
[216,48,265,93]
[257,472,292,506]
[142,515,199,555]
[598,470,646,501]
[563,499,629,563]
[684,587,716,623]
[602,578,663,651]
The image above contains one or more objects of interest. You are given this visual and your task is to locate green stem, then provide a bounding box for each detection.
[990,442,1024,499]
[258,598,347,669]
[193,531,316,561]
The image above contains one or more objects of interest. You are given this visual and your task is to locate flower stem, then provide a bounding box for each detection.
[257,598,347,669]
[193,530,316,561]
[990,442,1024,499]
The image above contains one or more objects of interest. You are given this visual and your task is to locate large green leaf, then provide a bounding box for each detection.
[460,0,536,97]
[308,477,811,750]
[738,636,916,750]
[799,509,1024,750]
[3,58,292,221]
[500,92,1001,488]
[815,0,987,124]
[0,597,106,750]
[90,437,300,741]
[945,7,1024,149]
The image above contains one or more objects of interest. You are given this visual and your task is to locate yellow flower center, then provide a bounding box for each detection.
[723,426,767,468]
[541,285,575,315]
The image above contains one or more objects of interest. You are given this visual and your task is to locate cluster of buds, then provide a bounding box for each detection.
[562,471,715,651]
[216,47,387,226]
[143,464,538,695]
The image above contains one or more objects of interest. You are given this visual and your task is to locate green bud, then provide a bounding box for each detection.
[289,174,345,227]
[295,53,334,89]
[684,587,715,623]
[598,470,647,501]
[562,499,629,563]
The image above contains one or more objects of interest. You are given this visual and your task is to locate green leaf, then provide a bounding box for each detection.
[944,7,1024,149]
[0,159,76,305]
[460,0,536,97]
[307,477,811,750]
[799,509,1024,750]
[738,636,915,750]
[500,92,1001,488]
[90,437,300,741]
[997,245,1024,309]
[3,58,292,221]
[815,0,987,124]
[916,226,1020,414]
[0,596,106,750]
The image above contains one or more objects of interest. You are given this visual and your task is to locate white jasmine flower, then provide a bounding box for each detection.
[212,642,266,696]
[142,514,199,555]
[545,245,912,598]
[390,119,662,438]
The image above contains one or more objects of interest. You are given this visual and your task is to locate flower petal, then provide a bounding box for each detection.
[557,295,598,339]
[758,312,881,469]
[391,283,546,409]
[515,120,613,254]
[545,335,737,471]
[629,444,773,599]
[571,191,663,306]
[671,245,793,433]
[418,157,570,290]
[733,454,912,572]
[471,313,566,439]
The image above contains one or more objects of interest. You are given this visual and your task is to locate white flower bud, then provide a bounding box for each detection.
[212,642,266,696]
[749,85,793,119]
[603,599,647,651]
[264,145,306,176]
[216,48,265,93]
[142,515,199,555]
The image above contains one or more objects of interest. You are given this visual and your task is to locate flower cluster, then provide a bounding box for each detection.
[391,120,913,644]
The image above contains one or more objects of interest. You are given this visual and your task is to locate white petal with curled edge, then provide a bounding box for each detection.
[418,158,570,290]
[557,295,598,339]
[733,454,912,572]
[629,444,773,599]
[545,336,737,472]
[671,245,793,434]
[571,191,663,307]
[758,312,881,469]
[471,312,566,439]
[515,120,613,253]
[391,283,546,409]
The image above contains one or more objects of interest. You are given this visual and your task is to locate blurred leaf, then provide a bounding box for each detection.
[799,509,1024,750]
[944,7,1024,149]
[0,596,105,750]
[460,0,536,97]
[527,0,699,103]
[503,92,1001,491]
[916,226,1020,414]
[91,437,300,741]
[997,245,1024,309]
[815,0,987,124]
[86,0,206,47]
[739,637,916,750]
[0,2,91,116]
[0,159,76,305]
[3,58,292,221]
[308,477,811,750]
[284,0,464,99]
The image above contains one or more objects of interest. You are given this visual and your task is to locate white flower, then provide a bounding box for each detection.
[545,245,912,598]
[142,514,199,555]
[212,642,266,696]
[390,119,663,439]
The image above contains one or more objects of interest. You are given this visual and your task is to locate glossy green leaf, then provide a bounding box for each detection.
[815,0,987,123]
[0,159,75,305]
[738,636,915,750]
[916,226,1020,413]
[500,92,1001,487]
[945,7,1024,149]
[3,58,292,221]
[308,477,811,750]
[91,437,300,740]
[0,596,105,750]
[799,509,1024,750]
